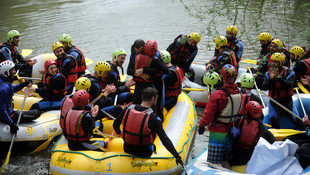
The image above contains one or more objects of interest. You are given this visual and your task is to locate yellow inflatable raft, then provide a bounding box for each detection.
[50,92,197,174]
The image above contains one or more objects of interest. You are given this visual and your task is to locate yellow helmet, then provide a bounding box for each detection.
[258,32,272,43]
[75,77,91,92]
[290,46,305,61]
[214,36,227,49]
[52,42,64,52]
[270,52,285,67]
[189,32,201,43]
[226,25,238,37]
[94,61,111,76]
[271,39,283,51]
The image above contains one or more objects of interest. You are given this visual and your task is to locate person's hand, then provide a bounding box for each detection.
[125,79,135,88]
[39,70,46,75]
[135,68,143,76]
[140,73,150,81]
[27,59,37,66]
[91,104,99,117]
[303,115,310,125]
[9,123,19,134]
[198,126,205,135]
[269,69,275,79]
[28,86,36,93]
[257,59,261,65]
[20,80,31,88]
[175,157,184,166]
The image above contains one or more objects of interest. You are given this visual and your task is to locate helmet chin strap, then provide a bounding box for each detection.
[116,61,124,75]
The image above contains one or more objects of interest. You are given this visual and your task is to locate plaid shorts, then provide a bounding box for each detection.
[207,132,232,164]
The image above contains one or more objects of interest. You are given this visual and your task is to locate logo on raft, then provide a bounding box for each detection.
[57,156,72,167]
[131,160,158,170]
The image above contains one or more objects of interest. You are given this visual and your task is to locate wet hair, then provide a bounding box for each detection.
[141,87,158,101]
[133,39,145,49]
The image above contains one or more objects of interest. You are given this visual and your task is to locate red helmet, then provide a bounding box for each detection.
[72,90,89,108]
[44,59,56,71]
[144,40,158,56]
[220,64,237,84]
[246,101,262,119]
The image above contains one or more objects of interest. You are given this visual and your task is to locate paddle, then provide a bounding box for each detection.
[0,87,29,173]
[93,127,119,138]
[241,59,257,64]
[85,57,94,66]
[29,93,104,154]
[92,142,108,152]
[268,128,305,136]
[183,88,207,92]
[101,109,116,120]
[258,90,303,121]
[247,68,266,108]
[114,94,118,106]
[181,163,188,175]
[29,129,62,154]
[294,88,307,117]
[21,49,33,57]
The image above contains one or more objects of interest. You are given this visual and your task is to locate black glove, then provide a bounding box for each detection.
[198,126,205,135]
[20,80,31,88]
[9,123,19,134]
[175,156,184,166]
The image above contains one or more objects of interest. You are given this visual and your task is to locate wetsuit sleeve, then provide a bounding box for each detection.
[150,114,180,159]
[0,84,13,125]
[127,54,135,76]
[277,69,295,89]
[166,40,177,52]
[35,74,66,95]
[61,57,76,77]
[214,55,229,73]
[183,48,197,73]
[12,83,25,93]
[143,57,169,75]
[262,71,272,90]
[82,112,95,136]
[69,51,79,60]
[113,107,128,134]
[199,91,223,127]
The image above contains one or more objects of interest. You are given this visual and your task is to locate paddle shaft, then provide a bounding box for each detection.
[248,68,266,108]
[19,76,41,81]
[114,94,118,106]
[259,90,303,121]
[295,88,307,116]
[101,109,116,120]
[2,87,29,169]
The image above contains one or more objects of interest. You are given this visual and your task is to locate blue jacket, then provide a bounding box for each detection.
[0,77,24,125]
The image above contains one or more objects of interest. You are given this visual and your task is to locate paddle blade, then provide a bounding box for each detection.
[21,49,33,57]
[85,57,94,66]
[0,151,11,173]
[29,138,52,154]
[183,88,206,92]
[241,59,257,64]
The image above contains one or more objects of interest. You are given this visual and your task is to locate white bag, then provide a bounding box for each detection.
[245,137,303,175]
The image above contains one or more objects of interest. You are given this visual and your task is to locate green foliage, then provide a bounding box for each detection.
[180,0,310,50]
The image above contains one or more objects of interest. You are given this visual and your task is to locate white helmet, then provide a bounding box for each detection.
[0,60,15,77]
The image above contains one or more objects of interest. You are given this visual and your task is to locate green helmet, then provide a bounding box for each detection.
[240,73,255,88]
[203,71,219,90]
[7,30,20,42]
[112,49,127,62]
[160,50,171,64]
[59,34,72,47]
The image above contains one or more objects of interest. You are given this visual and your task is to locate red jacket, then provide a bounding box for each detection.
[199,83,240,133]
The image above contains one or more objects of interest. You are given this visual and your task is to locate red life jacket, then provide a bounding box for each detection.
[0,42,18,63]
[215,49,238,69]
[170,35,197,63]
[66,45,86,75]
[165,65,184,97]
[301,58,310,76]
[121,105,154,146]
[236,116,262,149]
[63,109,90,141]
[60,95,74,130]
[268,67,294,100]
[133,54,155,83]
[41,73,67,96]
[56,54,78,84]
[227,38,242,61]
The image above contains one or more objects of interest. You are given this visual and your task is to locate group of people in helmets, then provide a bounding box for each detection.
[199,26,310,169]
[0,29,203,166]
